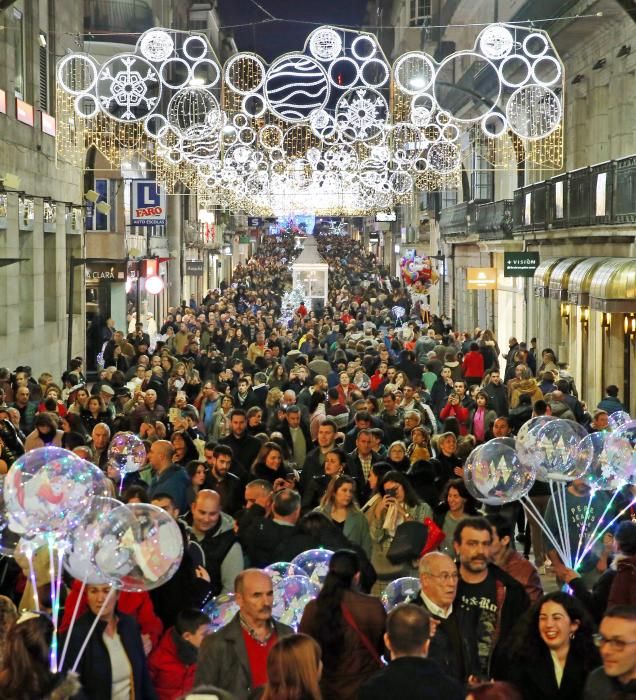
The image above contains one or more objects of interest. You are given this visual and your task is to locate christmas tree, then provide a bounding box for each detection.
[280,284,311,326]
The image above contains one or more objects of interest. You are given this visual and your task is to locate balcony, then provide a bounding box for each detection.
[84,0,155,43]
[440,153,636,241]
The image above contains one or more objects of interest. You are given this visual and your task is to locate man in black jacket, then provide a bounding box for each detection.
[205,444,243,516]
[219,409,261,482]
[359,604,464,700]
[453,517,530,680]
[413,551,474,682]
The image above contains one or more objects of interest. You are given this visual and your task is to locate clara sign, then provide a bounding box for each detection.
[85,260,126,282]
[375,211,396,223]
[131,180,166,226]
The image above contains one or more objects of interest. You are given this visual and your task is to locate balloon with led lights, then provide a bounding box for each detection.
[608,411,632,432]
[604,421,636,485]
[531,419,590,481]
[64,496,121,583]
[381,577,420,611]
[107,432,146,474]
[272,575,320,630]
[291,549,333,586]
[464,438,535,505]
[516,415,556,469]
[4,447,101,536]
[93,503,183,591]
[263,561,306,586]
[575,432,617,491]
[0,475,24,556]
[204,593,240,632]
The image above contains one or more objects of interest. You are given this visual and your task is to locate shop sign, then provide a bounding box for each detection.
[15,98,33,126]
[131,180,166,225]
[467,267,497,290]
[375,211,396,222]
[503,252,540,277]
[186,260,204,276]
[247,216,263,227]
[85,260,126,281]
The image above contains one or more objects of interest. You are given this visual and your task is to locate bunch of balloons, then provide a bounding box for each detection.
[399,251,438,290]
[204,549,333,633]
[0,445,183,673]
[462,413,636,572]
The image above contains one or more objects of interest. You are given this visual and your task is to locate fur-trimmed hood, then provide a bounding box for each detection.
[47,672,83,700]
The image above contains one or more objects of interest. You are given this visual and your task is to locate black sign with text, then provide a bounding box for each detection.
[503,252,540,277]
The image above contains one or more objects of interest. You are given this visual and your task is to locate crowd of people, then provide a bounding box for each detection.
[0,229,634,700]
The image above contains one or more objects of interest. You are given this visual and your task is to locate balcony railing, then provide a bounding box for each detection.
[441,153,636,239]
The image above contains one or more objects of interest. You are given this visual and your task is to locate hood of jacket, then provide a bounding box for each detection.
[517,378,539,392]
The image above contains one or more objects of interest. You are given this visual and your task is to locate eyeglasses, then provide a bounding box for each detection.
[425,572,459,583]
[593,634,636,651]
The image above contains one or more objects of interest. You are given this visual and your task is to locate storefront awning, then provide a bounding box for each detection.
[590,258,636,313]
[567,258,611,306]
[548,257,587,301]
[533,257,563,298]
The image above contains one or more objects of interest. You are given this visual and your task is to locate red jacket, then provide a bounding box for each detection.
[60,579,163,648]
[462,351,484,379]
[148,628,197,700]
[439,402,470,435]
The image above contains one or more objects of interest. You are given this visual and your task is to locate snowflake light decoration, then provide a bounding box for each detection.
[96,55,160,122]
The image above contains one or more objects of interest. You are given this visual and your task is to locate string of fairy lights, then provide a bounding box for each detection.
[55,23,565,216]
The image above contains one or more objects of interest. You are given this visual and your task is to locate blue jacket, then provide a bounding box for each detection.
[597,396,624,415]
[149,464,190,512]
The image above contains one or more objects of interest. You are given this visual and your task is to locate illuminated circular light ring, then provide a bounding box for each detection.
[259,124,284,150]
[481,112,508,138]
[238,127,256,145]
[434,51,501,123]
[167,87,219,138]
[424,123,442,144]
[160,57,192,89]
[156,123,182,150]
[224,53,267,96]
[531,55,562,87]
[57,53,99,95]
[414,156,429,173]
[139,30,174,62]
[221,125,238,146]
[309,27,343,61]
[270,147,285,162]
[74,93,100,118]
[498,54,531,88]
[183,35,209,61]
[191,58,221,88]
[479,24,514,60]
[327,56,360,89]
[359,58,390,88]
[505,84,561,140]
[435,110,452,126]
[410,93,436,126]
[143,113,168,138]
[265,53,330,121]
[165,148,184,164]
[335,87,388,142]
[241,92,267,118]
[351,35,377,61]
[233,113,249,129]
[389,171,414,194]
[96,54,162,123]
[394,52,436,95]
[428,142,461,174]
[523,32,549,58]
[441,123,460,142]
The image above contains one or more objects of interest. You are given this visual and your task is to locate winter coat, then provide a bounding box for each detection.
[510,379,543,408]
[148,628,198,700]
[608,554,636,608]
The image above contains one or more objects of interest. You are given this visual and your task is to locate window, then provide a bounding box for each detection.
[39,33,48,112]
[471,148,494,201]
[85,179,115,232]
[440,189,458,210]
[409,0,431,27]
[13,8,25,99]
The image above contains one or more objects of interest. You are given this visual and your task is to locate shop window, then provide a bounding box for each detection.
[86,179,115,231]
[472,149,494,201]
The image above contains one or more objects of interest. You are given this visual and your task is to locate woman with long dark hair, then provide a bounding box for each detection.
[433,478,480,557]
[299,550,386,700]
[0,613,85,699]
[260,633,323,700]
[170,429,200,467]
[505,591,601,699]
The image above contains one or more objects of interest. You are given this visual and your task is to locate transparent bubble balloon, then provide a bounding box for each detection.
[532,419,590,481]
[4,447,101,536]
[93,503,183,591]
[203,593,239,632]
[272,575,320,630]
[575,432,615,490]
[64,496,121,583]
[464,438,536,505]
[516,416,556,469]
[381,576,420,611]
[0,475,25,556]
[107,432,146,474]
[608,411,632,432]
[263,561,306,586]
[604,421,636,486]
[291,549,333,586]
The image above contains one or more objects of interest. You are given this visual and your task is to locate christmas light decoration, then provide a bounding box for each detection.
[56,23,565,216]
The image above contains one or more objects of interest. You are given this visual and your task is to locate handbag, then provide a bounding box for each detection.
[420,517,445,556]
[386,520,429,564]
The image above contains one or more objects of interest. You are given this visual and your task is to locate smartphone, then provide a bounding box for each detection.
[385,487,398,498]
[168,407,182,423]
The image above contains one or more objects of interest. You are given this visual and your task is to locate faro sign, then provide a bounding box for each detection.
[131,180,166,226]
